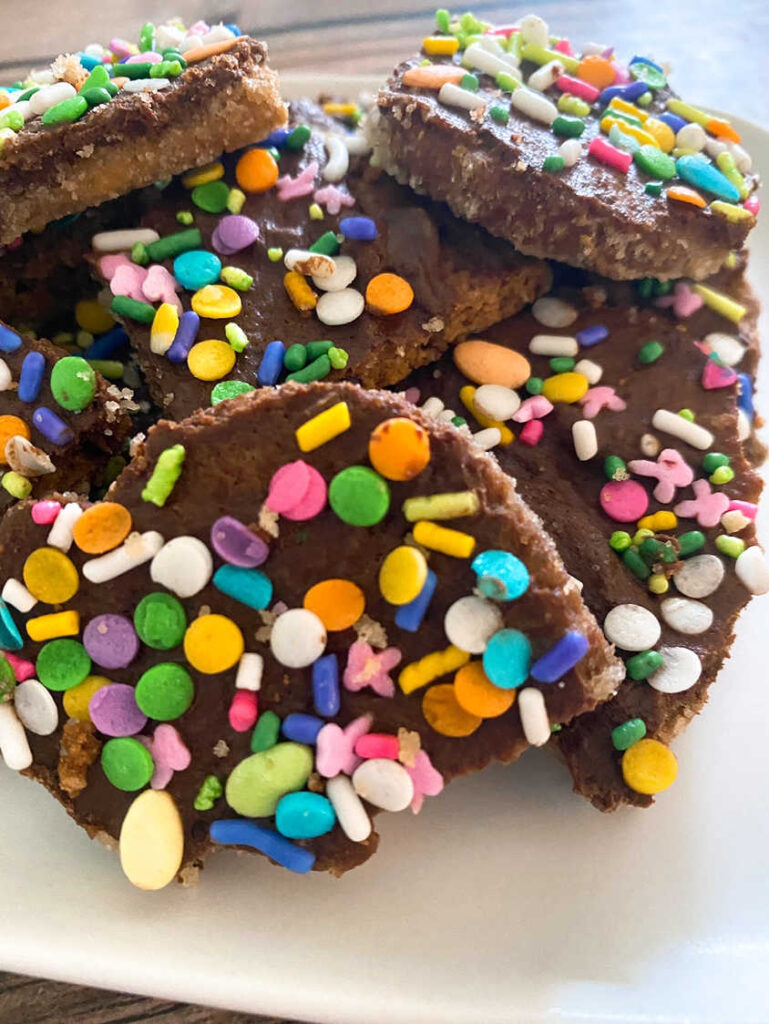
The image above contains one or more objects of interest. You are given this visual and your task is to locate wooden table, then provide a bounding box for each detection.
[0,2,764,1021]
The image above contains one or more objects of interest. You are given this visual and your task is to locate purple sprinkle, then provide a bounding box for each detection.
[32,407,75,445]
[18,351,46,403]
[576,325,609,348]
[339,216,378,241]
[89,683,147,737]
[83,614,139,670]
[166,311,200,363]
[530,631,590,683]
[211,214,259,255]
[210,515,269,567]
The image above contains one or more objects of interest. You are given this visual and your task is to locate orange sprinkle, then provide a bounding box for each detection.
[368,417,430,481]
[72,502,132,555]
[402,64,465,90]
[304,578,365,632]
[454,661,516,718]
[182,38,239,64]
[284,271,318,314]
[422,683,482,737]
[0,415,31,464]
[706,117,741,144]
[235,148,279,194]
[365,273,414,316]
[667,185,707,209]
[0,93,11,111]
[577,55,616,90]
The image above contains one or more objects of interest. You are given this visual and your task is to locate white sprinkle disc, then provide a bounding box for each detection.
[312,255,357,292]
[473,384,521,422]
[316,287,364,326]
[603,603,661,651]
[660,597,714,636]
[444,595,503,654]
[647,646,702,694]
[13,679,58,735]
[673,554,725,598]
[704,332,746,367]
[735,545,769,596]
[150,536,213,598]
[532,297,578,329]
[352,758,414,812]
[270,608,327,668]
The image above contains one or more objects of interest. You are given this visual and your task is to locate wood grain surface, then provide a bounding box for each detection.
[0,2,765,1021]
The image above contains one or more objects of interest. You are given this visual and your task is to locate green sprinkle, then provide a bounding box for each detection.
[623,548,651,580]
[211,380,255,405]
[16,87,39,102]
[0,109,24,131]
[638,339,664,364]
[76,331,93,349]
[496,71,520,93]
[678,408,695,422]
[645,181,663,197]
[638,90,653,107]
[193,774,223,811]
[632,528,655,546]
[251,710,281,753]
[328,346,349,370]
[81,64,110,90]
[286,124,312,150]
[41,95,88,125]
[678,531,706,558]
[145,229,202,262]
[192,180,230,213]
[86,359,122,380]
[306,340,333,361]
[703,452,730,473]
[460,72,479,91]
[79,86,112,109]
[543,155,565,173]
[227,188,246,214]
[525,376,544,395]
[283,343,307,372]
[118,62,154,80]
[549,356,575,373]
[111,295,155,323]
[435,8,451,32]
[221,266,253,291]
[162,49,187,69]
[552,115,585,138]
[489,104,509,124]
[309,202,324,220]
[604,456,628,482]
[558,94,590,117]
[139,22,156,51]
[710,465,735,486]
[0,654,17,702]
[286,354,331,383]
[176,210,194,226]
[634,145,676,180]
[131,242,148,266]
[639,537,678,565]
[1,471,32,499]
[225,322,249,352]
[611,717,647,750]
[715,535,745,558]
[637,277,654,299]
[141,444,186,507]
[609,530,632,552]
[308,230,341,256]
[460,11,485,33]
[626,650,663,681]
[267,247,284,262]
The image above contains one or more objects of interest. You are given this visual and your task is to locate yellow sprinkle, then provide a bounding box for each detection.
[399,644,470,695]
[150,302,179,356]
[413,520,475,558]
[63,675,112,722]
[379,546,428,605]
[308,202,324,221]
[637,511,678,532]
[422,35,460,55]
[709,200,755,224]
[187,339,236,381]
[622,738,678,794]
[600,116,660,148]
[226,187,246,214]
[692,283,746,324]
[643,117,675,152]
[283,271,318,313]
[323,102,359,118]
[725,251,739,270]
[542,372,589,404]
[26,609,80,642]
[120,789,184,891]
[295,401,351,453]
[181,161,225,188]
[608,97,648,123]
[75,299,115,335]
[666,98,710,126]
[402,491,480,522]
[716,152,750,200]
[459,386,514,444]
[647,573,669,595]
[191,285,242,319]
[23,547,79,604]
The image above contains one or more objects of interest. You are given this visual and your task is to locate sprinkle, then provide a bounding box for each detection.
[511,86,558,125]
[438,81,486,111]
[572,419,597,461]
[651,409,714,450]
[422,35,459,55]
[622,738,677,794]
[141,444,186,507]
[588,136,632,172]
[735,546,769,596]
[459,386,514,443]
[210,819,315,873]
[283,271,318,313]
[400,645,470,696]
[517,687,550,746]
[402,491,480,522]
[83,531,164,584]
[529,334,578,357]
[692,284,746,324]
[412,521,475,558]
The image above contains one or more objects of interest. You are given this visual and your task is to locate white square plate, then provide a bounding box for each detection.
[1,77,767,1024]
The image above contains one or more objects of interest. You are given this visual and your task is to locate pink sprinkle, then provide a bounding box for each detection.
[109,38,134,58]
[744,195,760,216]
[142,263,181,312]
[519,420,544,445]
[4,653,35,682]
[406,750,444,814]
[354,734,400,760]
[579,385,627,419]
[229,690,258,732]
[31,500,61,525]
[588,137,632,173]
[627,448,694,504]
[404,387,420,405]
[485,25,519,37]
[674,478,730,528]
[612,63,631,84]
[266,460,328,521]
[556,74,599,103]
[140,725,191,790]
[189,20,209,34]
[664,281,704,319]
[276,161,319,201]
[513,395,553,423]
[98,252,134,281]
[729,500,758,520]
[110,263,149,301]
[554,38,574,56]
[702,360,738,390]
[125,51,162,64]
[316,715,372,778]
[599,479,649,522]
[313,185,355,216]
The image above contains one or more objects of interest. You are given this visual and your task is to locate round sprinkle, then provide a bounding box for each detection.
[329,466,390,526]
[63,675,111,722]
[316,287,365,326]
[422,683,482,737]
[444,596,503,654]
[210,516,268,567]
[673,554,725,598]
[473,384,521,422]
[603,604,661,651]
[453,340,531,389]
[191,179,230,213]
[211,380,255,404]
[212,214,260,255]
[472,549,530,602]
[304,579,365,632]
[49,356,96,412]
[187,339,236,381]
[532,296,578,328]
[599,479,649,522]
[36,639,91,692]
[482,629,531,689]
[622,738,678,795]
[191,284,242,319]
[542,372,588,404]
[135,663,194,720]
[133,592,187,649]
[275,791,336,839]
[0,416,31,463]
[83,614,139,670]
[90,682,147,737]
[365,273,414,315]
[235,148,279,193]
[351,758,414,811]
[72,502,132,554]
[379,546,428,605]
[270,608,327,668]
[368,417,430,481]
[184,614,244,674]
[454,660,516,718]
[13,679,58,735]
[150,536,213,598]
[660,597,713,635]
[647,646,702,693]
[173,250,222,290]
[23,547,79,604]
[101,736,155,791]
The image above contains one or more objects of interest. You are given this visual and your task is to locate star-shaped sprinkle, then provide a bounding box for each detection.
[343,641,402,698]
[627,448,694,504]
[579,385,627,419]
[316,714,372,778]
[674,478,731,527]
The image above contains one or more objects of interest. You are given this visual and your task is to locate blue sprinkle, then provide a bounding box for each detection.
[530,631,590,683]
[213,564,273,610]
[83,326,129,359]
[339,216,378,241]
[0,599,23,651]
[173,250,222,291]
[395,569,437,632]
[281,712,324,744]
[257,340,286,385]
[0,325,22,353]
[630,55,664,74]
[224,23,241,36]
[312,653,340,717]
[658,112,686,133]
[471,550,529,602]
[576,324,609,348]
[77,53,100,70]
[32,407,74,445]
[599,80,647,105]
[17,351,46,403]
[209,819,316,873]
[675,155,740,203]
[737,373,754,421]
[260,129,290,148]
[166,311,200,363]
[483,629,531,690]
[276,792,336,840]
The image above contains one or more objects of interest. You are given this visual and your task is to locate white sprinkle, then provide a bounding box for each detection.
[437,409,456,423]
[322,133,349,183]
[735,545,769,595]
[28,81,75,116]
[647,646,702,694]
[511,87,558,125]
[316,287,365,326]
[179,34,204,53]
[559,137,582,167]
[92,228,160,253]
[5,435,55,477]
[155,23,185,50]
[352,758,414,812]
[529,334,579,357]
[704,136,728,160]
[582,41,609,56]
[704,332,746,367]
[0,703,32,771]
[420,396,445,418]
[572,419,598,461]
[652,409,714,450]
[345,131,371,156]
[726,140,752,173]
[518,687,550,746]
[478,35,520,67]
[443,595,503,654]
[235,652,264,692]
[47,501,83,553]
[201,24,235,45]
[13,679,58,736]
[519,13,549,47]
[83,531,164,584]
[736,408,751,442]
[121,78,171,93]
[527,59,564,92]
[532,296,578,329]
[326,775,371,841]
[312,255,357,293]
[150,536,213,598]
[9,99,33,122]
[473,384,521,421]
[640,432,661,457]
[0,359,11,391]
[1,578,36,614]
[463,42,522,80]
[673,554,725,598]
[660,597,714,635]
[438,82,487,112]
[676,123,706,152]
[603,603,661,651]
[472,427,502,450]
[271,608,327,668]
[574,358,602,384]
[284,249,335,277]
[721,510,751,534]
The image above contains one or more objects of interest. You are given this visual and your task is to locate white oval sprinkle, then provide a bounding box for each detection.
[150,536,213,598]
[529,334,579,357]
[47,501,83,553]
[420,396,445,418]
[603,603,661,651]
[640,432,661,457]
[572,419,598,461]
[660,597,714,635]
[83,531,164,584]
[532,296,578,329]
[673,554,725,598]
[0,703,32,771]
[29,81,75,116]
[463,42,521,80]
[727,140,752,173]
[574,358,602,384]
[651,409,714,450]
[735,545,769,595]
[518,687,550,746]
[473,384,521,421]
[322,133,349,183]
[270,608,327,668]
[444,595,503,654]
[326,774,371,841]
[235,652,264,692]
[527,59,564,92]
[647,646,702,694]
[520,13,549,46]
[13,679,58,736]
[736,408,751,442]
[283,249,335,277]
[345,131,371,156]
[704,332,746,367]
[438,82,487,112]
[471,427,502,450]
[92,228,160,253]
[312,255,357,292]
[559,137,582,167]
[352,758,414,812]
[316,287,365,326]
[122,78,171,93]
[0,359,11,391]
[511,87,558,126]
[1,578,36,614]
[675,123,707,152]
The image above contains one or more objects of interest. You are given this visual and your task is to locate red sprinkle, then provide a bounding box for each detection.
[588,137,633,173]
[229,690,258,732]
[556,74,599,103]
[519,420,544,446]
[354,733,400,760]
